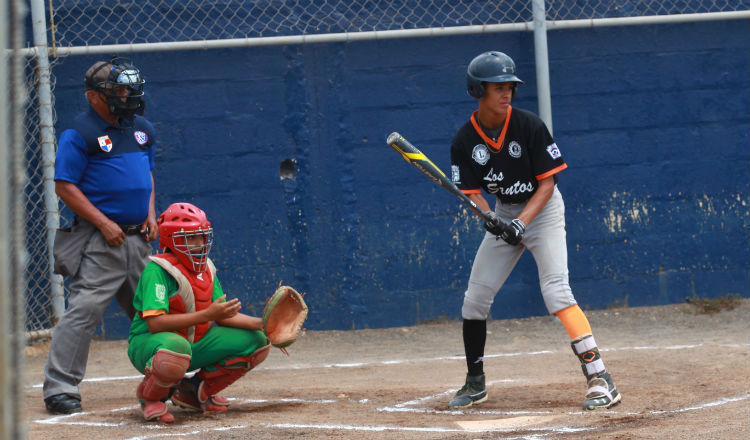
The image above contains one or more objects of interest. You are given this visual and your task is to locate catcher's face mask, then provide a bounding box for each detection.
[85,57,145,118]
[170,228,214,273]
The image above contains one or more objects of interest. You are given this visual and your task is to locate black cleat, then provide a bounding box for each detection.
[448,374,488,408]
[45,393,82,414]
[583,372,621,410]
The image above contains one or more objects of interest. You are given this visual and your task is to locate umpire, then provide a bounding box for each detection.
[43,58,158,414]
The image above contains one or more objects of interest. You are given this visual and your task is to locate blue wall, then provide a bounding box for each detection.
[50,19,750,338]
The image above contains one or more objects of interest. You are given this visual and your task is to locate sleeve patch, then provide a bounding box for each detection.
[154,283,167,304]
[546,143,561,159]
[451,165,461,184]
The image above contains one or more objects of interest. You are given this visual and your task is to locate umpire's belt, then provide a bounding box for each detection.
[119,224,143,235]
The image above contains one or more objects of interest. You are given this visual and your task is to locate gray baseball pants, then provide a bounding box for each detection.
[43,219,152,400]
[461,186,577,320]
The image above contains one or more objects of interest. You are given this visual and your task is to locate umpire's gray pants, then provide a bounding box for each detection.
[461,186,577,320]
[43,221,152,400]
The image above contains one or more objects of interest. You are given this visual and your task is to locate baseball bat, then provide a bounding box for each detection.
[386,131,496,223]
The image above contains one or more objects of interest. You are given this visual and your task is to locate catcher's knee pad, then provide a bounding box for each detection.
[199,343,271,400]
[571,334,606,380]
[247,342,271,369]
[138,349,191,401]
[461,285,495,320]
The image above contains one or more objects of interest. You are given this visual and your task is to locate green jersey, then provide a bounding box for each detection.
[128,260,224,343]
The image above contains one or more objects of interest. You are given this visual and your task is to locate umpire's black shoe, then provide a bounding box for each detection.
[448,373,488,408]
[44,394,82,414]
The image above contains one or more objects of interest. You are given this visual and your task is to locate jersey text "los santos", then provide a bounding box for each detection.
[450,107,567,204]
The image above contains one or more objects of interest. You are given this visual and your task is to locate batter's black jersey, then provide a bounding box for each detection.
[450,107,567,204]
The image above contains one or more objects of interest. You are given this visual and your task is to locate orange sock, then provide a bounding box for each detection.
[555,305,592,340]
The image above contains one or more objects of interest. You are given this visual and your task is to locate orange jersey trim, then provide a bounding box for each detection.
[142,309,167,318]
[460,188,482,195]
[470,107,513,152]
[536,163,567,181]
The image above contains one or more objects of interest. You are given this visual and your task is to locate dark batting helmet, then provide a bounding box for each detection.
[466,51,524,99]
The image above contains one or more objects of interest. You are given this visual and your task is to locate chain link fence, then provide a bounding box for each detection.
[46,0,748,48]
[545,0,745,20]
[23,0,749,339]
[49,0,533,46]
[23,53,67,337]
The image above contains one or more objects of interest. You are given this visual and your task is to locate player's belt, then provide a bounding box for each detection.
[72,216,144,235]
[119,224,143,234]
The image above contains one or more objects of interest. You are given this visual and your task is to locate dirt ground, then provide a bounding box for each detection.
[24,298,750,440]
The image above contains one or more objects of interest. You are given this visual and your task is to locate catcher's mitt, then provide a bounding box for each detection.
[263,284,308,355]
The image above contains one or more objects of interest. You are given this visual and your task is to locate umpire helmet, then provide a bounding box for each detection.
[466,51,524,99]
[85,57,145,118]
[157,203,214,273]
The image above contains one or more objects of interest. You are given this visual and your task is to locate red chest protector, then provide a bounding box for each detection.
[151,252,215,343]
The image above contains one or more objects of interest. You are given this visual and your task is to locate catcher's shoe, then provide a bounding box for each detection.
[171,376,228,413]
[582,372,621,410]
[448,373,487,408]
[136,382,175,423]
[139,399,175,423]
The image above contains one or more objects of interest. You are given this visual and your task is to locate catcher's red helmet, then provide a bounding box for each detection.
[157,202,213,273]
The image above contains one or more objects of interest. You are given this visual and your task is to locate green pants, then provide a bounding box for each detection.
[128,326,268,374]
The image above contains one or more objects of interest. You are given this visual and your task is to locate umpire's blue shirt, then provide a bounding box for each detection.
[55,107,156,225]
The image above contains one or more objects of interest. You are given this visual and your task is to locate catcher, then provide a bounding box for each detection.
[127,202,307,422]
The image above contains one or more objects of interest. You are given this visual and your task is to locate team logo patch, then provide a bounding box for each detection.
[451,165,461,184]
[155,284,166,302]
[471,144,490,165]
[97,135,112,152]
[546,143,562,159]
[508,141,522,158]
[134,130,149,145]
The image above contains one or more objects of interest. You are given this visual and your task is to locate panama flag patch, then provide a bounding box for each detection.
[97,135,113,152]
[546,143,561,159]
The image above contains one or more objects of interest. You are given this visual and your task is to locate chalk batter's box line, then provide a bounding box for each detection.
[29,344,750,437]
[30,342,750,389]
[33,393,750,439]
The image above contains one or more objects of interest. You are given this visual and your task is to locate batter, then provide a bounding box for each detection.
[448,51,621,411]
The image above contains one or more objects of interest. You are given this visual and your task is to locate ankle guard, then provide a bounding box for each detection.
[571,334,606,380]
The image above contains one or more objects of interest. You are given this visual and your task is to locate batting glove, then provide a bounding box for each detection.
[499,218,526,245]
[483,212,506,236]
[485,213,525,246]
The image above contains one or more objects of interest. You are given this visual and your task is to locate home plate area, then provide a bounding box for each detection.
[30,344,750,440]
[26,303,750,439]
